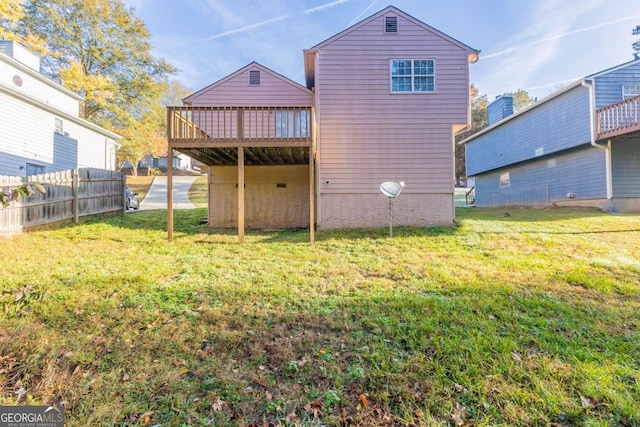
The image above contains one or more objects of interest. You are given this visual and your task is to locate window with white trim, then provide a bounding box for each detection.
[390,59,434,93]
[622,84,640,100]
[500,172,510,188]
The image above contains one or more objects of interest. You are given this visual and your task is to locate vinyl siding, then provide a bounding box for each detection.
[316,13,470,197]
[612,138,640,197]
[0,56,80,116]
[594,61,640,109]
[474,146,607,207]
[0,89,114,175]
[186,65,313,107]
[466,86,591,176]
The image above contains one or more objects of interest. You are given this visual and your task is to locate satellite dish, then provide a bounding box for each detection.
[379,181,405,198]
[379,181,405,237]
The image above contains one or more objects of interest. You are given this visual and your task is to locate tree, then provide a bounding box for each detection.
[4,0,179,176]
[454,84,488,185]
[633,25,640,56]
[13,0,176,129]
[0,0,46,52]
[1,183,46,208]
[115,107,166,176]
[161,80,193,107]
[115,80,193,175]
[505,89,536,112]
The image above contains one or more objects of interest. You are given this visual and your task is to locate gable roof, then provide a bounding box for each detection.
[183,61,312,105]
[303,5,479,88]
[586,58,640,79]
[459,58,640,146]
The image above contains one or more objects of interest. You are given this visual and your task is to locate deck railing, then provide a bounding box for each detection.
[167,106,312,145]
[597,95,640,138]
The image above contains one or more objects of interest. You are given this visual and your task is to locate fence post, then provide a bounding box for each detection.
[122,174,127,214]
[72,169,79,223]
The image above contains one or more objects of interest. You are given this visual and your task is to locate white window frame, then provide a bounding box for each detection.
[390,59,435,93]
[500,172,510,188]
[54,117,63,135]
[622,84,640,100]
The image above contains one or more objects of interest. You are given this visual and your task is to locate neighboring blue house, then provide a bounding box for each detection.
[461,59,640,212]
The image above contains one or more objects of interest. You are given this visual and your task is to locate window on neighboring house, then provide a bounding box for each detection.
[500,172,510,188]
[622,84,640,100]
[26,163,45,177]
[54,118,63,135]
[275,110,310,138]
[385,16,397,33]
[249,70,260,85]
[390,59,435,93]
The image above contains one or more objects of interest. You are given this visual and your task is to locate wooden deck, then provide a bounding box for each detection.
[167,106,313,166]
[597,95,640,139]
[165,105,316,243]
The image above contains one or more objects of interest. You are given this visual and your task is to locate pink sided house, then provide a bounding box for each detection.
[166,6,479,242]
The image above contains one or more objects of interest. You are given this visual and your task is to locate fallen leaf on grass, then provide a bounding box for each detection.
[580,396,599,409]
[304,401,324,418]
[360,394,370,408]
[212,398,224,411]
[454,383,468,393]
[511,352,523,363]
[140,411,153,425]
[452,403,467,426]
[252,377,268,388]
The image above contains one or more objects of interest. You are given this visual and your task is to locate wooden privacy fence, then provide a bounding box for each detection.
[0,168,125,236]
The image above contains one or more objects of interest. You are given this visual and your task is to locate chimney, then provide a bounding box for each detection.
[0,40,41,72]
[487,95,514,126]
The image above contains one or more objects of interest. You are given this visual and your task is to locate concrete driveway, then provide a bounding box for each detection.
[139,175,201,210]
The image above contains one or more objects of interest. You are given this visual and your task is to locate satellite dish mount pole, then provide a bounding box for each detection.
[388,196,393,237]
[379,181,404,238]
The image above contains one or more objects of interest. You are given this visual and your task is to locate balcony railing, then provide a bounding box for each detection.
[597,95,640,139]
[167,106,312,146]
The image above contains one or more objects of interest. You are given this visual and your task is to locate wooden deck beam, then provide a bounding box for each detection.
[168,139,312,148]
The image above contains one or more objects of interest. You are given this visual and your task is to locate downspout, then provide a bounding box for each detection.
[581,80,612,200]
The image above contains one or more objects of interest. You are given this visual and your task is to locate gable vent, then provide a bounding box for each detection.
[385,16,398,33]
[249,70,260,85]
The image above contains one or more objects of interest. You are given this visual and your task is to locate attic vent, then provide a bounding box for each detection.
[385,16,398,33]
[249,70,260,85]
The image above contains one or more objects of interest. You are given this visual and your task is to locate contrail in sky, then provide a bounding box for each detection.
[204,14,292,41]
[483,14,640,60]
[304,0,352,14]
[205,0,353,41]
[349,0,379,26]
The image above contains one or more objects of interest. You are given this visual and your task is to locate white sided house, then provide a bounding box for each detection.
[166,6,478,241]
[0,40,120,177]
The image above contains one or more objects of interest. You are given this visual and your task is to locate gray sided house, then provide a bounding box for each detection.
[0,40,120,177]
[461,59,640,212]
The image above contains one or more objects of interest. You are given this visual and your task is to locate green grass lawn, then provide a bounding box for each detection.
[1,206,639,426]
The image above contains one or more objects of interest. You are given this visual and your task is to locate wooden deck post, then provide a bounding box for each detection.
[168,147,174,241]
[237,147,245,243]
[309,145,315,244]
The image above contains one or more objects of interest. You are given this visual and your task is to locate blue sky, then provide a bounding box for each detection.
[124,0,640,102]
